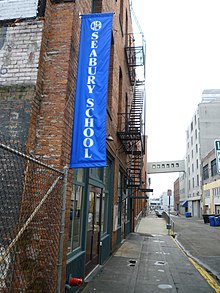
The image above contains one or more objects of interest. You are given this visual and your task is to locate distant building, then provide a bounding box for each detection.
[174,178,180,212]
[160,191,174,211]
[149,198,162,210]
[185,90,220,217]
[202,149,220,215]
[179,171,187,214]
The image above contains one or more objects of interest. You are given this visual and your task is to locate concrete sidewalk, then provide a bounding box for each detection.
[80,214,215,292]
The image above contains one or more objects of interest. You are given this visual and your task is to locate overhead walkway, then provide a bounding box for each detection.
[147,160,185,174]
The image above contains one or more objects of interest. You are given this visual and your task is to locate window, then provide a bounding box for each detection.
[119,0,124,35]
[203,164,209,180]
[107,37,114,112]
[92,0,102,13]
[204,190,210,198]
[211,159,217,177]
[197,174,199,186]
[90,166,103,181]
[117,67,123,129]
[117,171,122,226]
[68,185,83,252]
[117,169,127,227]
[68,169,85,253]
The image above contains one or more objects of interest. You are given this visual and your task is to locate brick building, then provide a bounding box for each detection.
[174,177,180,212]
[0,0,147,291]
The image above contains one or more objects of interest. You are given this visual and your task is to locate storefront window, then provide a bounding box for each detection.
[68,185,83,253]
[76,168,84,182]
[90,167,103,181]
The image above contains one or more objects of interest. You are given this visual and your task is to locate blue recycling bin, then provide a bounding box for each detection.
[214,217,220,226]
[185,212,191,217]
[209,216,216,226]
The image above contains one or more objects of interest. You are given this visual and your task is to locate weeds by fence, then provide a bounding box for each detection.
[0,139,65,292]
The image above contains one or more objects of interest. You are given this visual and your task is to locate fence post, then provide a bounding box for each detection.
[57,166,68,293]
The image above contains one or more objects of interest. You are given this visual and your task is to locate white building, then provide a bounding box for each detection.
[185,90,220,217]
[149,198,162,210]
[160,191,174,211]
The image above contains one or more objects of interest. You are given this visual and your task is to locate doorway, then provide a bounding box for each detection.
[85,186,102,275]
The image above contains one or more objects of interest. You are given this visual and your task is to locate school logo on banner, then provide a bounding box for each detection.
[70,13,113,168]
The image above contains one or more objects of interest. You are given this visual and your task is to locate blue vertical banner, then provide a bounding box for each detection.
[70,13,113,168]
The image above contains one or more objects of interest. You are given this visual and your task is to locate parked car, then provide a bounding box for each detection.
[155,209,164,217]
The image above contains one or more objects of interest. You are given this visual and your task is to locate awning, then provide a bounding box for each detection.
[181,200,188,208]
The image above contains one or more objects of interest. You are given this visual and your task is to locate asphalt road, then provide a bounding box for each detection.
[172,215,220,282]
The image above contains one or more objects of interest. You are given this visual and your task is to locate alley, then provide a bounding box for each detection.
[79,214,218,293]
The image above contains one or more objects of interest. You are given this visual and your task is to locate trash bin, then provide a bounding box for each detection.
[202,214,215,224]
[214,217,220,226]
[209,216,216,226]
[185,212,191,217]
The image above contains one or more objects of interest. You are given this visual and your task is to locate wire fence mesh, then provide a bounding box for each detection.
[0,138,65,292]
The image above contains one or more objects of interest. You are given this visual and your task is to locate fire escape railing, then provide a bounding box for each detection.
[125,33,145,85]
[118,33,146,190]
[117,83,145,188]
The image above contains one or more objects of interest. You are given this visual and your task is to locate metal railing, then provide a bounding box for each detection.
[162,211,175,236]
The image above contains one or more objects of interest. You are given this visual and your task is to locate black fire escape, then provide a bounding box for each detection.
[117,33,146,191]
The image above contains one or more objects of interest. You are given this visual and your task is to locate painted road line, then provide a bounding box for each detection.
[172,237,220,293]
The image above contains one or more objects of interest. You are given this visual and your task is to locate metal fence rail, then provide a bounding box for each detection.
[0,139,65,292]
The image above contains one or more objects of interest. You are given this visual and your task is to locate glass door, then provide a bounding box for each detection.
[85,186,102,275]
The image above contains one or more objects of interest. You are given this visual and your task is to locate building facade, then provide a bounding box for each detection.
[202,149,220,215]
[0,0,147,291]
[185,90,220,217]
[173,177,180,212]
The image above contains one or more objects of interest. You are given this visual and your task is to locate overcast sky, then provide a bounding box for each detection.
[132,0,220,197]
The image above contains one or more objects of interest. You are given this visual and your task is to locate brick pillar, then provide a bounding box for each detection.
[32,1,78,291]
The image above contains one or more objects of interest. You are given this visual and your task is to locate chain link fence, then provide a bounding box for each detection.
[0,138,66,292]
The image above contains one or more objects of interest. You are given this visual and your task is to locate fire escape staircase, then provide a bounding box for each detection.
[117,83,145,189]
[117,31,145,190]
